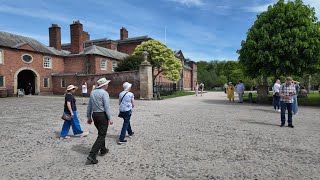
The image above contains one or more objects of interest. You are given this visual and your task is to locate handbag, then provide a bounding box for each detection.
[118,92,129,118]
[61,112,72,121]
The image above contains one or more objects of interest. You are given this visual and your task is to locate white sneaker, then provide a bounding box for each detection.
[278,109,281,112]
[78,131,89,137]
[60,136,70,140]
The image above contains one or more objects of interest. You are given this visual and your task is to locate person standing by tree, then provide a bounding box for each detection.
[199,83,204,96]
[236,80,245,103]
[292,81,300,115]
[227,82,235,102]
[279,77,296,128]
[272,79,281,112]
[82,82,88,105]
[86,78,113,165]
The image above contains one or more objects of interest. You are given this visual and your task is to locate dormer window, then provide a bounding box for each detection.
[112,60,117,72]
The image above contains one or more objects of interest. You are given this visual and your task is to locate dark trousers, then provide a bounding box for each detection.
[280,101,293,125]
[273,95,280,110]
[89,112,108,158]
[119,111,133,141]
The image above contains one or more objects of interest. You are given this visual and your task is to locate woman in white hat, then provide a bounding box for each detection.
[60,85,89,139]
[118,82,135,144]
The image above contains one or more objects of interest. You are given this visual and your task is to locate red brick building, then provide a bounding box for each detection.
[0,20,197,97]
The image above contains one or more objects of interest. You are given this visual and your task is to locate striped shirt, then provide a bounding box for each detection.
[279,83,296,103]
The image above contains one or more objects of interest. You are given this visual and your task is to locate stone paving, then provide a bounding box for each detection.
[0,92,319,180]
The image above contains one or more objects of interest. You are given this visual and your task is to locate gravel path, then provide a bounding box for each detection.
[0,92,319,180]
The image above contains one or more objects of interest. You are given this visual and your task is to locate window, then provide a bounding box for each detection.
[43,78,49,88]
[101,59,107,70]
[43,56,52,68]
[61,78,66,88]
[0,49,3,64]
[21,54,33,63]
[112,60,117,72]
[0,76,4,87]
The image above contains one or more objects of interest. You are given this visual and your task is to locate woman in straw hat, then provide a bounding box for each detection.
[118,82,135,144]
[227,82,235,102]
[60,85,89,139]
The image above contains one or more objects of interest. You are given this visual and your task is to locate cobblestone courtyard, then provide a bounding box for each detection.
[0,92,319,179]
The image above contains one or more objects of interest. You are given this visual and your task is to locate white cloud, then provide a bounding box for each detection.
[244,3,273,13]
[167,0,205,7]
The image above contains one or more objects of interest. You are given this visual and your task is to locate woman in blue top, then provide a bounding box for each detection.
[60,85,89,139]
[118,82,135,144]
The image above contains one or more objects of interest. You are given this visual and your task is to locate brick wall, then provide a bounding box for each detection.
[52,70,140,98]
[117,42,141,55]
[183,69,192,90]
[0,46,65,95]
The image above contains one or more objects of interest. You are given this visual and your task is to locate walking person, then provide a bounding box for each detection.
[273,79,281,112]
[60,85,89,140]
[292,81,300,115]
[226,82,235,102]
[199,83,204,96]
[118,82,135,145]
[279,77,296,128]
[82,82,88,105]
[236,80,245,103]
[224,83,228,94]
[86,78,113,165]
[195,82,199,96]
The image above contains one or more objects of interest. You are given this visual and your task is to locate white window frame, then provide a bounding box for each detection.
[0,49,3,64]
[112,60,117,72]
[21,54,33,63]
[61,78,66,88]
[43,56,52,69]
[43,77,49,88]
[0,76,5,87]
[100,59,107,70]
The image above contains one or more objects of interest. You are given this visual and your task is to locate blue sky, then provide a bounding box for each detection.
[0,0,319,61]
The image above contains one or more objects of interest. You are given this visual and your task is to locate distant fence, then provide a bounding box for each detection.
[154,82,177,96]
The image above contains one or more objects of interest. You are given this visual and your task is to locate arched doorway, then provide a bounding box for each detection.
[14,67,40,96]
[18,70,36,95]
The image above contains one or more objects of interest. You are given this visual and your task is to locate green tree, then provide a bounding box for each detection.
[238,0,320,101]
[115,55,143,72]
[238,0,320,78]
[133,40,182,82]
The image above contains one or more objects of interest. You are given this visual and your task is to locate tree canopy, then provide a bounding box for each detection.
[133,40,182,82]
[238,0,320,78]
[115,55,143,72]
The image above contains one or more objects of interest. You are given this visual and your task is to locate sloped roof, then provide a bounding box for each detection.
[0,31,69,56]
[116,36,151,44]
[81,45,128,60]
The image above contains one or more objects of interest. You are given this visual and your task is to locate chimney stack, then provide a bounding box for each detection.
[49,24,61,50]
[120,27,128,40]
[70,20,84,54]
[83,31,90,42]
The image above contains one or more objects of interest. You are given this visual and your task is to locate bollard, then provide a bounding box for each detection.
[248,92,253,103]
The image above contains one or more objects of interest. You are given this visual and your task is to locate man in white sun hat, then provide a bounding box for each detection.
[86,77,113,165]
[118,82,135,145]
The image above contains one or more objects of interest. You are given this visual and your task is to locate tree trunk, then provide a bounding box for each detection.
[256,76,269,103]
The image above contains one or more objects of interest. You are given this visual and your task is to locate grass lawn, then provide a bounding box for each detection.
[243,92,320,106]
[162,91,194,99]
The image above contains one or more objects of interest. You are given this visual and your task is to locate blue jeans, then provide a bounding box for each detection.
[119,110,133,141]
[60,111,83,137]
[292,95,298,115]
[273,95,280,110]
[280,101,293,125]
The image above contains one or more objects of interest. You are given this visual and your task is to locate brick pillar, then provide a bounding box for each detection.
[83,31,90,42]
[49,24,61,50]
[120,27,128,40]
[139,61,153,100]
[70,20,84,54]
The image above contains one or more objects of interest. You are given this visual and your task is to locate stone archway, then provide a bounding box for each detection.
[14,67,40,95]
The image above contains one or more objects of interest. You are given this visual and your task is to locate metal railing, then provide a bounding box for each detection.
[154,82,177,96]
